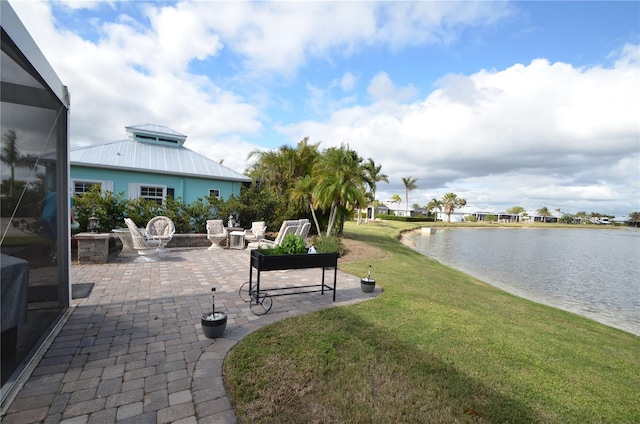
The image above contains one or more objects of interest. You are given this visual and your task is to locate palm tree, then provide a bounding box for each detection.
[627,212,640,227]
[507,206,525,214]
[363,158,388,223]
[389,194,402,215]
[426,198,442,220]
[246,137,321,222]
[1,129,29,197]
[312,145,367,236]
[401,176,418,217]
[506,206,526,222]
[441,192,467,222]
[246,147,291,198]
[537,207,552,223]
[290,175,322,235]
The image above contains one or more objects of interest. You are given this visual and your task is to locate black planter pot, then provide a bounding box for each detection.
[360,278,375,293]
[201,312,227,339]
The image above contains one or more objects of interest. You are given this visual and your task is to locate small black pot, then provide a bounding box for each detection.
[201,312,227,339]
[360,278,375,293]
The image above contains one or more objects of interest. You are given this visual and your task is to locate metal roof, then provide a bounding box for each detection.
[70,139,251,182]
[125,124,187,143]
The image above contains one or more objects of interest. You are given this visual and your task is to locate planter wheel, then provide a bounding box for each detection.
[239,281,252,302]
[250,292,272,315]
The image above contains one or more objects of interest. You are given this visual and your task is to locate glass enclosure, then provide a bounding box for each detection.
[1,7,70,396]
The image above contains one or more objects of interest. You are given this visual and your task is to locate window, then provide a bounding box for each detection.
[209,189,220,199]
[140,185,164,205]
[71,179,112,196]
[73,181,100,195]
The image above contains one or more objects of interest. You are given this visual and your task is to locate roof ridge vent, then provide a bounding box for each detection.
[125,124,187,146]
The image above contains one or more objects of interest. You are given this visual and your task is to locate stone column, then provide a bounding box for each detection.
[75,233,111,264]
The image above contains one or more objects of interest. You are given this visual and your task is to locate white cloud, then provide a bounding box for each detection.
[340,72,356,91]
[9,0,262,149]
[367,72,416,103]
[175,1,513,75]
[282,52,640,215]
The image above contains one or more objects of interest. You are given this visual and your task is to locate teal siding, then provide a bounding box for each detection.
[71,166,243,203]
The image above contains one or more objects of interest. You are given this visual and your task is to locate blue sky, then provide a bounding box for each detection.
[8,1,640,217]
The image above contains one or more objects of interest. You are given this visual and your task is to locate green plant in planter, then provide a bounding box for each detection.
[261,233,307,255]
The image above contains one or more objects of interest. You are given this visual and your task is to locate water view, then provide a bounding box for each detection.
[405,227,640,336]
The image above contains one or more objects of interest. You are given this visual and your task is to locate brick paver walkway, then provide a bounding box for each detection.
[2,247,379,423]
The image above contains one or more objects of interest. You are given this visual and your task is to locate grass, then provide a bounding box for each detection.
[224,220,640,423]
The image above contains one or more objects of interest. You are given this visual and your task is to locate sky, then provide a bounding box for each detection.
[8,0,640,217]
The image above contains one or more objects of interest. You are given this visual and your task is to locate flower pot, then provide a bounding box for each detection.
[201,312,227,339]
[361,278,375,293]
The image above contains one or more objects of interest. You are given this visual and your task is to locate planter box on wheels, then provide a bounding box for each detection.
[240,250,340,315]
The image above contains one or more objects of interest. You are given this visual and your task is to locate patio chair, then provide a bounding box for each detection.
[145,216,175,249]
[124,218,164,261]
[257,220,299,249]
[206,219,227,250]
[294,219,309,236]
[297,222,312,246]
[244,221,267,243]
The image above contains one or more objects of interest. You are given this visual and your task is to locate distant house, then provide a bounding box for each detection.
[412,207,429,217]
[523,208,562,223]
[382,201,407,216]
[69,124,251,204]
[374,204,390,216]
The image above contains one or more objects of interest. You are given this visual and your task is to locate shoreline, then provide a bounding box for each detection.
[399,226,639,337]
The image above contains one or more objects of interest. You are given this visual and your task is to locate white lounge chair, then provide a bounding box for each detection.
[206,219,227,250]
[297,222,311,246]
[295,219,309,236]
[124,218,164,261]
[256,220,299,249]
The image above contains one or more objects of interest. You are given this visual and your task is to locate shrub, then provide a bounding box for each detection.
[313,234,344,255]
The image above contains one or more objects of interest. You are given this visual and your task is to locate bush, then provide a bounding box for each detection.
[375,215,433,222]
[313,234,344,255]
[73,186,128,232]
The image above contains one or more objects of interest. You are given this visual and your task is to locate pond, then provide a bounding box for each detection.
[405,227,640,336]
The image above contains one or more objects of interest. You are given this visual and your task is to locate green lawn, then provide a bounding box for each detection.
[225,220,639,423]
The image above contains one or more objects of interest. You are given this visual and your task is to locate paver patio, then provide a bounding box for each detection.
[2,247,379,423]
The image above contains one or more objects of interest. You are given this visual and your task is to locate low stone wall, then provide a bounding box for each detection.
[75,233,213,263]
[109,233,212,252]
[166,234,211,248]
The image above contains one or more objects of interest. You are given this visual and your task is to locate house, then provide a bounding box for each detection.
[436,204,483,222]
[69,124,252,203]
[412,207,429,217]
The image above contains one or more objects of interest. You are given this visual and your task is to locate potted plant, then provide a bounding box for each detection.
[201,287,227,339]
[360,265,375,293]
[253,234,339,271]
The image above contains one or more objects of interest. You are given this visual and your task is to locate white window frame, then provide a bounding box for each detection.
[129,183,166,204]
[71,179,113,196]
[209,189,220,199]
